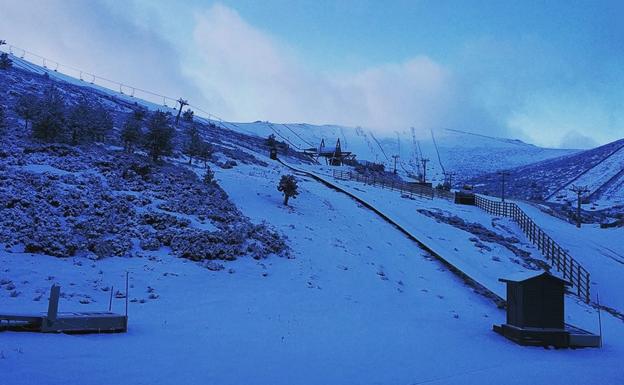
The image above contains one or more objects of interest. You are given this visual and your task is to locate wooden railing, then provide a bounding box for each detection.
[475,195,591,303]
[332,170,455,200]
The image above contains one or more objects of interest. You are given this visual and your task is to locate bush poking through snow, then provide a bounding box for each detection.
[278,175,299,206]
[0,52,11,70]
[203,167,215,184]
[182,108,194,122]
[15,93,38,131]
[31,86,66,142]
[0,106,6,133]
[121,115,143,153]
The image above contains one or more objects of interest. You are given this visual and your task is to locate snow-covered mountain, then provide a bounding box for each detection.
[7,55,576,186]
[467,138,624,209]
[232,121,577,184]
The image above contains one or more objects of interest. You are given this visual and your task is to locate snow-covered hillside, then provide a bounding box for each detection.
[1,49,624,385]
[7,53,577,186]
[233,121,577,184]
[467,138,624,210]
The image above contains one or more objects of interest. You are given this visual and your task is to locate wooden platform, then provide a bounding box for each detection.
[493,323,601,348]
[0,284,128,334]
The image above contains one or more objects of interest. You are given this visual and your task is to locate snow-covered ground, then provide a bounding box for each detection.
[2,158,624,385]
[306,163,624,315]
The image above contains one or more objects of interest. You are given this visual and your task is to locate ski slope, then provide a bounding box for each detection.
[548,142,624,207]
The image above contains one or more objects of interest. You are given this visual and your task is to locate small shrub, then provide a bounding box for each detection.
[0,52,12,70]
[277,174,299,206]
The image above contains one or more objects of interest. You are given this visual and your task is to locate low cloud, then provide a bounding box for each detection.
[185,4,455,135]
[0,0,206,106]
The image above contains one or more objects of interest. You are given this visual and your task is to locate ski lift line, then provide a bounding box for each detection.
[430,129,446,175]
[4,45,176,104]
[267,123,304,150]
[369,132,390,162]
[5,44,179,104]
[281,123,315,148]
[1,43,243,128]
[339,126,348,150]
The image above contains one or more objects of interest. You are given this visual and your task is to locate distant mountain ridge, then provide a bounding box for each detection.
[467,138,624,208]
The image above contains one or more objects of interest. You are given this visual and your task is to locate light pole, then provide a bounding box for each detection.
[420,158,429,183]
[444,171,456,190]
[571,185,589,228]
[498,171,510,202]
[392,155,400,174]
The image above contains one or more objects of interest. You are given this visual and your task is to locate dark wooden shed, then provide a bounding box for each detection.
[494,271,601,348]
[501,271,569,329]
[454,191,475,205]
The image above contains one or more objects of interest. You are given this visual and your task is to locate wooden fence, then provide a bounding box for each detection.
[332,170,455,200]
[475,195,591,303]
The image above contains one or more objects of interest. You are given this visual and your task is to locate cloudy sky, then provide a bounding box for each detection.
[1,0,622,148]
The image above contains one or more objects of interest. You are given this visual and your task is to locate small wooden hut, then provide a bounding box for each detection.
[493,271,600,348]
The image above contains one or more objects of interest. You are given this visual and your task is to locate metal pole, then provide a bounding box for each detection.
[125,272,129,317]
[109,285,113,312]
[498,171,509,202]
[577,192,582,228]
[597,291,603,348]
[571,185,589,228]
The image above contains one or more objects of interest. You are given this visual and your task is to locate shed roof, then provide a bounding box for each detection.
[499,271,571,285]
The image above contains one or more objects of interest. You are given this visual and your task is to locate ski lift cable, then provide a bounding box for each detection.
[369,132,390,162]
[281,123,315,148]
[1,43,237,126]
[430,128,446,175]
[3,43,179,107]
[267,123,304,150]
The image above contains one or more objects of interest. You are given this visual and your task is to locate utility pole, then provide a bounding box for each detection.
[498,171,510,202]
[420,158,429,183]
[175,98,189,126]
[571,185,590,228]
[392,155,400,174]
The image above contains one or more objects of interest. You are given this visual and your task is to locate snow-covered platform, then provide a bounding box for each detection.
[0,285,127,333]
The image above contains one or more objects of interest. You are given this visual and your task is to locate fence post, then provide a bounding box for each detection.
[577,265,581,297]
